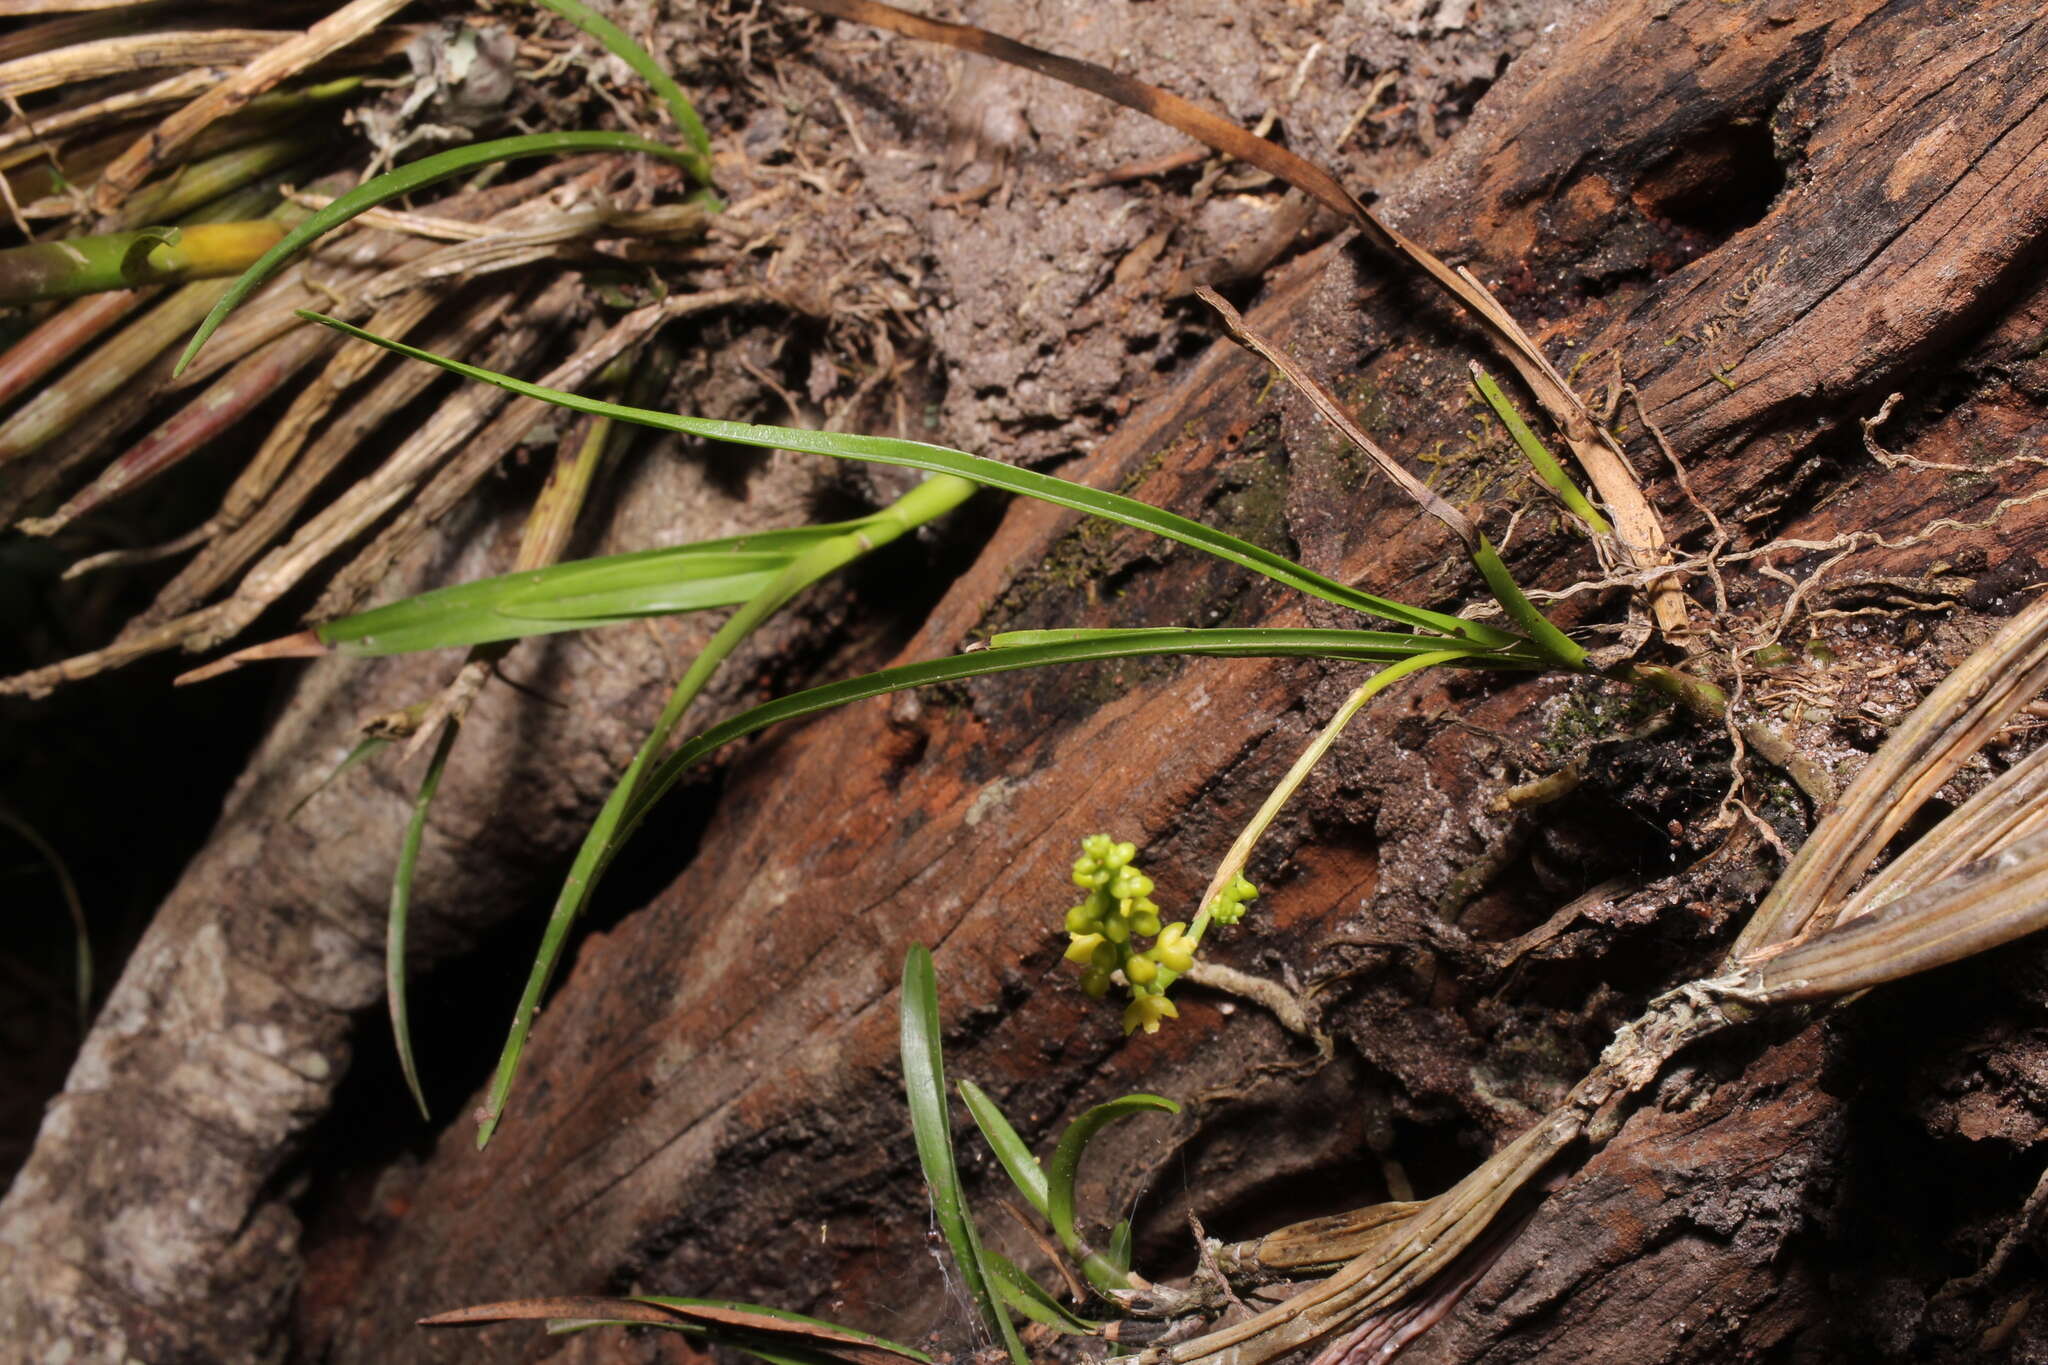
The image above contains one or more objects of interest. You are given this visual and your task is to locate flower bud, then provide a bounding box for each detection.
[1125,954,1157,985]
[1154,924,1195,972]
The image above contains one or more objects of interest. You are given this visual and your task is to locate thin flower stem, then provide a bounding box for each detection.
[1190,649,1463,947]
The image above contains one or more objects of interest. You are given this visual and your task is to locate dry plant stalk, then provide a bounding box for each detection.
[138,289,510,613]
[90,0,411,214]
[22,321,341,533]
[0,68,218,159]
[0,32,285,101]
[1729,592,2048,958]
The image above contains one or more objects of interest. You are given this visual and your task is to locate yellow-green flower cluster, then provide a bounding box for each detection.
[1060,834,1254,1035]
[1209,873,1258,925]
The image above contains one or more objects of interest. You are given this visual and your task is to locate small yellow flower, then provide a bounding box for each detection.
[1064,932,1106,964]
[1122,993,1180,1035]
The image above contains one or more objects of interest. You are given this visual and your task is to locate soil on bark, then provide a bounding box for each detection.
[7,1,2048,1363]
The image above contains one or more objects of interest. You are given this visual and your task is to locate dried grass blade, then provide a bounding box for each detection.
[0,68,213,160]
[1195,287,1585,670]
[0,288,143,407]
[0,1,166,15]
[0,30,284,101]
[91,0,409,213]
[1738,825,2048,1006]
[1197,286,1472,547]
[21,319,335,534]
[0,277,228,472]
[352,203,713,303]
[1729,590,2048,959]
[145,288,517,621]
[1834,739,2048,928]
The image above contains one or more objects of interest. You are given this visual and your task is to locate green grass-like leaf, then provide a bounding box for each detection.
[983,1252,1100,1335]
[387,723,456,1122]
[174,133,701,375]
[1048,1094,1179,1292]
[901,947,1029,1363]
[1471,536,1588,671]
[1107,1219,1133,1275]
[625,628,1539,836]
[291,310,1520,645]
[959,1079,1049,1217]
[317,522,883,655]
[534,0,713,182]
[286,733,393,818]
[471,475,976,1149]
[1470,366,1611,534]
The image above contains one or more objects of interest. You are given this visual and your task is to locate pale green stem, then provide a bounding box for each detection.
[1188,649,1464,948]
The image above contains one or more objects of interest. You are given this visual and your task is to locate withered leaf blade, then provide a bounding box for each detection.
[420,1296,677,1328]
[420,1294,932,1365]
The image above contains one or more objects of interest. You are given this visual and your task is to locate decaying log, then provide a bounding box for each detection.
[8,0,2048,1361]
[300,2,2048,1362]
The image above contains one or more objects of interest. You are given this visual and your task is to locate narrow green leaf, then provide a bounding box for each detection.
[986,625,1518,658]
[901,947,1029,1363]
[175,132,698,375]
[316,525,870,655]
[287,734,392,818]
[959,1079,1049,1217]
[388,723,457,1122]
[474,476,975,1148]
[1472,536,1588,671]
[982,1252,1101,1335]
[1048,1094,1180,1291]
[1470,365,1611,533]
[292,310,1521,645]
[1107,1219,1133,1275]
[533,0,713,181]
[625,627,1539,836]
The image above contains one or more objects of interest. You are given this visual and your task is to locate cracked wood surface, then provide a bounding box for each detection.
[7,0,2048,1362]
[304,3,2048,1363]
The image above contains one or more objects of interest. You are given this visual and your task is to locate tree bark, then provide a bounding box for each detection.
[11,0,2048,1361]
